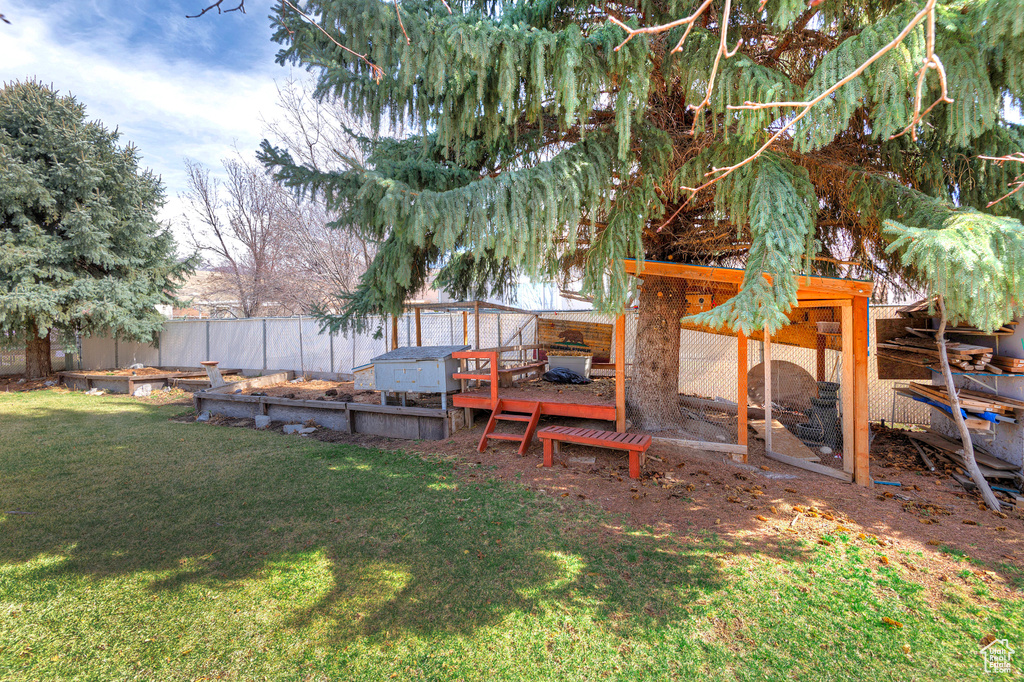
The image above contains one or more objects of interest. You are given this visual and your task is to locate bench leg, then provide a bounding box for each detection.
[543,439,554,468]
[629,450,640,479]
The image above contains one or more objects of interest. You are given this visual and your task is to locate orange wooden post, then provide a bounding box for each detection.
[737,331,748,457]
[615,313,626,432]
[543,439,554,467]
[415,307,422,346]
[488,351,499,407]
[852,296,871,486]
[763,322,773,455]
[462,310,468,345]
[628,451,640,479]
[391,314,399,350]
[841,303,855,475]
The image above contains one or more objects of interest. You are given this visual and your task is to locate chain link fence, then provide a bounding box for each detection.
[624,275,742,446]
[0,329,79,375]
[28,302,924,429]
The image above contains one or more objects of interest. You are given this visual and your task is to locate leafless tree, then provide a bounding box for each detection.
[261,76,377,306]
[182,156,292,318]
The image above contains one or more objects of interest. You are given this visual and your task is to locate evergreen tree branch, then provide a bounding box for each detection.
[608,0,714,52]
[393,0,410,45]
[644,0,949,205]
[277,0,384,83]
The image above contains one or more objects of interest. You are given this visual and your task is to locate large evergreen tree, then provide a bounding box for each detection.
[0,80,193,377]
[259,0,1024,433]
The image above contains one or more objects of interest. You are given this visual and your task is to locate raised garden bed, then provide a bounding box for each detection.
[195,374,465,440]
[59,367,238,394]
[171,373,245,392]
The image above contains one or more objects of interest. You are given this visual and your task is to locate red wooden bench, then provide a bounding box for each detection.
[537,426,653,479]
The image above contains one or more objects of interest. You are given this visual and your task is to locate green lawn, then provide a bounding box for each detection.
[0,390,1020,680]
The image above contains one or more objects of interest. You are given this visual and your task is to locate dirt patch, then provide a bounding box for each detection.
[462,376,616,405]
[241,379,441,407]
[134,388,194,406]
[0,375,61,392]
[190,412,1024,602]
[74,367,182,377]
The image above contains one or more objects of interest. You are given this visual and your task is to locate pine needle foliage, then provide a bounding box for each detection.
[0,81,194,345]
[262,0,1024,332]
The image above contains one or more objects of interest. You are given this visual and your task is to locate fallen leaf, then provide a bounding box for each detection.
[881,617,903,629]
[756,515,768,522]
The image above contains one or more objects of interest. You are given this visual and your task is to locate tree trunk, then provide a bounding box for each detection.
[627,275,685,431]
[935,296,1001,511]
[25,323,52,378]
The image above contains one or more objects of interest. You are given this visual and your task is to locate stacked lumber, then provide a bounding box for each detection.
[897,299,1018,334]
[989,355,1024,373]
[907,429,1021,484]
[897,382,1023,433]
[877,336,994,372]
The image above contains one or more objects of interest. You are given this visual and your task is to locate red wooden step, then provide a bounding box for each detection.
[495,413,532,422]
[487,433,525,441]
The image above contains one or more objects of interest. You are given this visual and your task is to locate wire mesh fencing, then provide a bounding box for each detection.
[749,303,851,473]
[61,301,926,431]
[0,329,78,375]
[624,274,742,447]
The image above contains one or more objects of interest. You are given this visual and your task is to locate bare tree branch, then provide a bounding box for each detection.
[614,0,952,216]
[980,153,1024,207]
[277,0,385,83]
[935,295,1002,512]
[186,1,245,19]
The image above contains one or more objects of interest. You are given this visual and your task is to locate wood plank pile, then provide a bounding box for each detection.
[907,429,1022,491]
[896,382,1024,434]
[989,355,1024,373]
[897,299,1018,335]
[877,336,995,372]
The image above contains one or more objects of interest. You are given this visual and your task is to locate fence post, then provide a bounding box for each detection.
[262,319,267,371]
[114,338,119,368]
[298,316,305,377]
[330,329,335,374]
[205,321,211,361]
[158,331,162,368]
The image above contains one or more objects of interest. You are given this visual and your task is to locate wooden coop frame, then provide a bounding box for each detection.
[617,260,873,486]
[392,300,535,351]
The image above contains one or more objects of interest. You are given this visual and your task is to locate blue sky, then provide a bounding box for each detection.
[1,0,292,245]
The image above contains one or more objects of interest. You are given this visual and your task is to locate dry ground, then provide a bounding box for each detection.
[198,403,1022,604]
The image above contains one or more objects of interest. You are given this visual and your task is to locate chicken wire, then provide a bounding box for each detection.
[0,329,78,375]
[749,303,851,473]
[624,276,742,446]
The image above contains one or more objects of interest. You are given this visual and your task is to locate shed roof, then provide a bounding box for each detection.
[372,345,470,362]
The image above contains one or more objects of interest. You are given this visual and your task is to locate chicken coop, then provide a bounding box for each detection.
[614,260,873,486]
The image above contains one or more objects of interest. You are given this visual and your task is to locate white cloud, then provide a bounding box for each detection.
[1,4,287,251]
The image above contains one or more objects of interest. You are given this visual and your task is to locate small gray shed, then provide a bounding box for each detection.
[371,345,470,409]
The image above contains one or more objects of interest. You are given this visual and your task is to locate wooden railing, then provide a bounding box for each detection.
[452,350,499,407]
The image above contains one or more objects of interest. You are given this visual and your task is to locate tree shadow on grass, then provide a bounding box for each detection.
[0,394,812,644]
